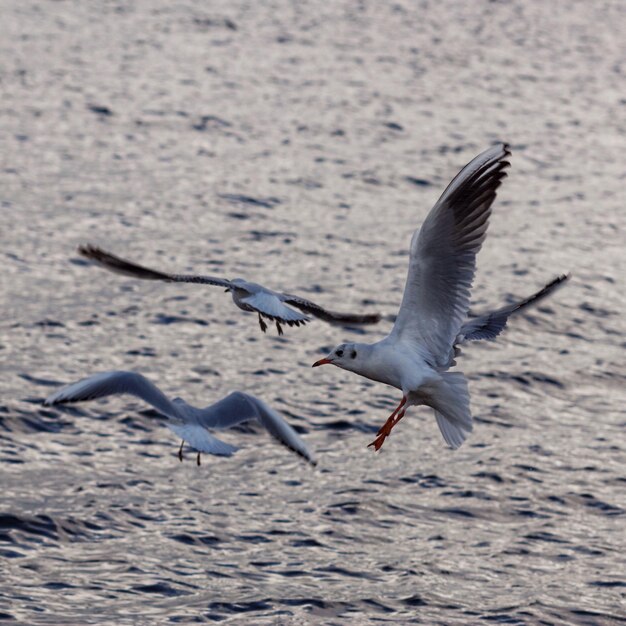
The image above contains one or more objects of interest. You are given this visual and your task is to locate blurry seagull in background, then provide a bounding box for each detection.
[77,244,381,336]
[312,144,570,451]
[45,371,316,466]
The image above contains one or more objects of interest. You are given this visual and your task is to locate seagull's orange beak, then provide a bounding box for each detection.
[312,358,333,368]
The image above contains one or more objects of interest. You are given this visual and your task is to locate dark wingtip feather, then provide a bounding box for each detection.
[521,273,570,308]
[77,243,172,281]
[78,243,111,264]
[334,312,383,326]
[77,243,97,258]
[497,142,511,158]
[78,243,113,263]
[279,440,317,466]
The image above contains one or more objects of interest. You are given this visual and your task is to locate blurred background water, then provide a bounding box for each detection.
[1,1,625,624]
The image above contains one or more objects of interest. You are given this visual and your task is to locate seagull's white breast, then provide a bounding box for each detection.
[356,341,436,393]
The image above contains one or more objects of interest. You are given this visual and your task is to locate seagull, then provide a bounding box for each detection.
[44,371,316,465]
[77,244,381,336]
[312,144,570,451]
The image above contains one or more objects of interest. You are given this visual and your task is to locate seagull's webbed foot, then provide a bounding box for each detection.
[368,409,406,451]
[275,321,283,336]
[369,432,386,451]
[258,314,268,333]
[196,452,201,466]
[178,440,184,462]
[368,396,407,451]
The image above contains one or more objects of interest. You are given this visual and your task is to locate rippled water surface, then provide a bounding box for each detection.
[1,1,625,624]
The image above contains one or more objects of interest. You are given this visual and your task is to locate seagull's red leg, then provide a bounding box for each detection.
[393,408,406,429]
[368,407,406,451]
[376,396,407,435]
[368,396,407,451]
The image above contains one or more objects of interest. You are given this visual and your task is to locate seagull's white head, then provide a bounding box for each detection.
[312,343,365,373]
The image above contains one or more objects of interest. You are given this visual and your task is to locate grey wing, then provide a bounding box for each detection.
[280,293,381,326]
[389,144,511,366]
[44,370,184,421]
[458,274,570,343]
[250,395,316,465]
[194,391,261,428]
[196,392,316,465]
[78,244,233,289]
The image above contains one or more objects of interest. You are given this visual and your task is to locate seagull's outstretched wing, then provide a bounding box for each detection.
[78,245,379,330]
[389,144,511,366]
[78,244,233,289]
[458,274,570,343]
[250,395,317,465]
[44,371,237,456]
[196,391,317,465]
[44,371,183,419]
[280,293,382,326]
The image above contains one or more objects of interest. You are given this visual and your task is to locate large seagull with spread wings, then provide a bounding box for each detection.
[312,144,569,451]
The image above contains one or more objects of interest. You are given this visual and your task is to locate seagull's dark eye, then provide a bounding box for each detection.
[351,350,357,359]
[336,349,344,358]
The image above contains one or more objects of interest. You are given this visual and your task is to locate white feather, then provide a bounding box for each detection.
[389,144,511,367]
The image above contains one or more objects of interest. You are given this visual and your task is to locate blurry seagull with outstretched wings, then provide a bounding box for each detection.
[45,371,316,466]
[77,244,381,336]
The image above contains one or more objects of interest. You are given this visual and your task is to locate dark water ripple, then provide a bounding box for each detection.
[2,0,626,624]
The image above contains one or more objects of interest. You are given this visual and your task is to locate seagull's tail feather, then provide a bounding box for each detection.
[427,372,473,449]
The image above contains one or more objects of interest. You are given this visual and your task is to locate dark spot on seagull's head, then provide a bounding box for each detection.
[312,343,364,371]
